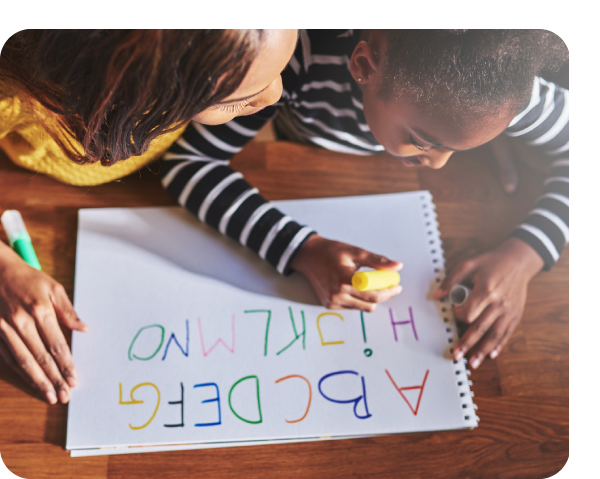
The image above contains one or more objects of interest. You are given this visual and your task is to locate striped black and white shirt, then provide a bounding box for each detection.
[160,30,569,275]
[506,76,569,269]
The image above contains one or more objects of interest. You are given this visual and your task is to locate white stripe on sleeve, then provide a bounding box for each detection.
[285,118,381,154]
[351,96,364,110]
[218,188,259,235]
[301,80,352,93]
[176,137,207,157]
[516,224,560,261]
[298,100,358,120]
[276,226,315,274]
[258,216,292,260]
[198,172,243,222]
[178,162,222,206]
[529,208,569,242]
[225,120,261,137]
[163,153,229,164]
[239,203,274,246]
[506,82,556,137]
[547,143,569,156]
[309,136,382,155]
[192,123,245,154]
[538,192,569,207]
[309,54,349,66]
[161,160,195,188]
[527,91,569,146]
[292,110,381,150]
[544,176,569,186]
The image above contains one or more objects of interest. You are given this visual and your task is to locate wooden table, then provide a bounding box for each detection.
[0,137,568,478]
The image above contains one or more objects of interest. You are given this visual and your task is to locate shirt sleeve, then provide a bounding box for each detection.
[506,77,569,270]
[159,105,316,275]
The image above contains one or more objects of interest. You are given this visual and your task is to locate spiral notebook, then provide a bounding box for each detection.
[66,191,478,457]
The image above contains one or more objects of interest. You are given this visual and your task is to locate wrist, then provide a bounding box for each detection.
[289,233,323,274]
[501,236,544,279]
[0,239,22,266]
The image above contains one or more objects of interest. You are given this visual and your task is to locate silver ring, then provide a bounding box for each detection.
[450,284,471,306]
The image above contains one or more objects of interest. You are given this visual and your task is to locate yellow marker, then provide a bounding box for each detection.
[352,270,400,291]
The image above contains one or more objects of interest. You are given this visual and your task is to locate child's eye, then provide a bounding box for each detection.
[218,99,251,114]
[409,135,431,152]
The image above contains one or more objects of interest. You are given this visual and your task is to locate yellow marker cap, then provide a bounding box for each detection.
[352,270,400,291]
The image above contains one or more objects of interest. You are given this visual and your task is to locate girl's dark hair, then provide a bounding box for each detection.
[0,29,265,165]
[379,29,568,121]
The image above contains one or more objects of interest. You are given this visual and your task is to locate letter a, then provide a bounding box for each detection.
[385,369,429,416]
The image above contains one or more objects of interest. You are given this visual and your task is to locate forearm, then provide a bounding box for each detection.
[498,236,545,279]
[505,77,569,270]
[160,110,316,274]
[510,157,568,270]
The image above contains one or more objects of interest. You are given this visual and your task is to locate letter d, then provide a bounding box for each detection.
[228,375,263,424]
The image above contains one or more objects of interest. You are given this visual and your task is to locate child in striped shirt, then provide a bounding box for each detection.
[160,29,568,370]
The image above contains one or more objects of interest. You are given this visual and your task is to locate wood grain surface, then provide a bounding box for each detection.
[0,137,568,479]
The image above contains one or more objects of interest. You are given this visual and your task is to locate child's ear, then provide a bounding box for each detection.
[350,40,380,85]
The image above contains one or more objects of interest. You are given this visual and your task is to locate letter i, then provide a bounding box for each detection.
[360,311,373,357]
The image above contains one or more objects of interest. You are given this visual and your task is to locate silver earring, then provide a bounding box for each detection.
[357,77,363,82]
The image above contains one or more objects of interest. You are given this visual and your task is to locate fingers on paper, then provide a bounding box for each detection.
[27,300,78,392]
[0,316,59,404]
[2,297,77,403]
[19,309,72,403]
[453,304,498,362]
[453,283,494,325]
[461,312,519,368]
[435,259,476,299]
[0,335,37,389]
[352,284,402,305]
[329,295,378,312]
[324,283,402,313]
[51,284,88,332]
[488,320,519,360]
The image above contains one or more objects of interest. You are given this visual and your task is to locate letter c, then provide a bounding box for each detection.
[275,375,312,423]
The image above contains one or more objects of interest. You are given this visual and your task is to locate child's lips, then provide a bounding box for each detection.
[401,157,422,167]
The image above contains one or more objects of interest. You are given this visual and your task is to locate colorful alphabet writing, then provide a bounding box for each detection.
[120,306,426,431]
[67,193,478,456]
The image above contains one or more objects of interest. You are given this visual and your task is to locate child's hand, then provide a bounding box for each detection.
[290,234,403,312]
[489,135,519,195]
[434,237,544,368]
[0,241,88,404]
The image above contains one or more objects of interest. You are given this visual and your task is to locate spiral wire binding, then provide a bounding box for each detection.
[419,191,480,425]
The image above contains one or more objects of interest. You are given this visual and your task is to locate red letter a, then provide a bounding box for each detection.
[385,369,429,416]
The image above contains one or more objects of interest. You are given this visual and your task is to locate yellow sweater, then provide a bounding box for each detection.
[0,77,187,186]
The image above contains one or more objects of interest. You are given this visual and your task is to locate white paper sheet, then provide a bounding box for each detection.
[66,191,477,456]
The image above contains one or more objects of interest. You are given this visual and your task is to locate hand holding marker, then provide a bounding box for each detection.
[352,269,401,291]
[1,209,88,405]
[352,270,471,305]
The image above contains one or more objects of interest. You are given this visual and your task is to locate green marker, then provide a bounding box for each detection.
[1,210,41,270]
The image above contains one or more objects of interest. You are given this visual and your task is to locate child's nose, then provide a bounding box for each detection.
[423,151,453,169]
